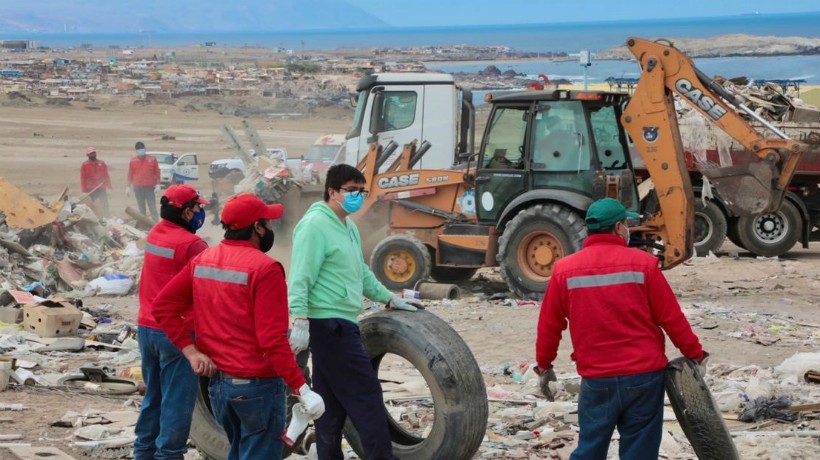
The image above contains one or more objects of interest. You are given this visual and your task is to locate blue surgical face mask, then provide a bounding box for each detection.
[190,208,205,231]
[622,222,630,246]
[137,149,146,157]
[340,192,364,214]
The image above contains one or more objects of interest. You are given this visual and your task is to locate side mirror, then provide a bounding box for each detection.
[370,90,385,135]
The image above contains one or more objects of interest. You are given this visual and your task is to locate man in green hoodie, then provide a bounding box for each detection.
[288,163,421,460]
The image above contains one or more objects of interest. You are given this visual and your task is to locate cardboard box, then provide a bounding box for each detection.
[23,299,82,338]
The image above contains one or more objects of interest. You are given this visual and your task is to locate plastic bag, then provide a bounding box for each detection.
[85,274,134,296]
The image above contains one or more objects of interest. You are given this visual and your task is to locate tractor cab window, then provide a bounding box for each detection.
[482,106,527,170]
[590,105,629,170]
[374,91,417,133]
[532,102,590,172]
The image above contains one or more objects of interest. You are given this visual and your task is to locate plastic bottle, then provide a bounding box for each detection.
[281,403,309,447]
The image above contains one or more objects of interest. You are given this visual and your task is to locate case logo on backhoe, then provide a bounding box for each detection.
[378,173,420,189]
[674,78,727,121]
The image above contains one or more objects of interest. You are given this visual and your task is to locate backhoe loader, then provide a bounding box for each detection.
[355,37,811,299]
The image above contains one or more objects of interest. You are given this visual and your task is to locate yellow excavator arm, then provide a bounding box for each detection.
[622,37,808,268]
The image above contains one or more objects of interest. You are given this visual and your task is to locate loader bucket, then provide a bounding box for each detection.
[698,161,779,215]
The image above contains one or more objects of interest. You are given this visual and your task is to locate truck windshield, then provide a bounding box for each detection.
[304,144,340,161]
[347,90,368,139]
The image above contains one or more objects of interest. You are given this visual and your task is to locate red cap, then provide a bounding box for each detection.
[86,147,97,155]
[221,194,284,230]
[163,184,209,208]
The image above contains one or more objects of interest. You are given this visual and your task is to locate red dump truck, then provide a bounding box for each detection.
[634,120,820,257]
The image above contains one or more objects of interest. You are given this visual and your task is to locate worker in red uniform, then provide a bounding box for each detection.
[134,184,209,460]
[127,141,161,222]
[153,194,325,460]
[80,147,112,218]
[535,197,708,460]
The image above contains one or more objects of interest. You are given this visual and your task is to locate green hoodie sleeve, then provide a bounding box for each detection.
[350,222,393,303]
[287,217,326,319]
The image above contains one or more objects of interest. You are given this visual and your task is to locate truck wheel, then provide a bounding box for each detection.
[497,204,585,300]
[343,310,488,460]
[430,266,478,283]
[726,217,746,250]
[736,199,800,257]
[693,199,727,256]
[370,234,432,291]
[665,357,740,460]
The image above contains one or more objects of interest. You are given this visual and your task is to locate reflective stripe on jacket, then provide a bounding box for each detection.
[536,234,702,378]
[138,220,207,329]
[153,239,305,390]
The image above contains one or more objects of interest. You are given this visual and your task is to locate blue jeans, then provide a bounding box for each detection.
[571,370,665,460]
[134,326,198,460]
[208,374,287,460]
[310,318,397,460]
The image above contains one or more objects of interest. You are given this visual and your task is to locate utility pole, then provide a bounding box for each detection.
[580,50,592,91]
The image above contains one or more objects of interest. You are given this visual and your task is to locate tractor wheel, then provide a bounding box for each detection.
[693,199,727,256]
[736,199,800,257]
[370,234,432,291]
[497,204,585,300]
[430,266,478,283]
[343,310,488,460]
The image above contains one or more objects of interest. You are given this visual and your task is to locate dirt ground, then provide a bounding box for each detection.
[1,99,819,459]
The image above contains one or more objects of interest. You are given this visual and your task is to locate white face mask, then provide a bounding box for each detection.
[621,222,630,246]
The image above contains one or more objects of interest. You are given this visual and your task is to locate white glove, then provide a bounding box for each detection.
[296,383,325,419]
[280,402,309,447]
[125,186,131,197]
[387,294,423,312]
[289,319,310,354]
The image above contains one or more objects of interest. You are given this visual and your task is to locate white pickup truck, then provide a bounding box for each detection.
[208,148,288,181]
[147,152,200,187]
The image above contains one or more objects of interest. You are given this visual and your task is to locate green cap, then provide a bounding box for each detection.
[585,198,640,230]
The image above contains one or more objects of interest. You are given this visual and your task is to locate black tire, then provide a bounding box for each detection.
[693,199,728,256]
[430,266,478,283]
[497,204,585,300]
[726,217,746,250]
[735,199,800,257]
[343,310,488,460]
[665,357,739,460]
[370,234,432,291]
[189,351,311,460]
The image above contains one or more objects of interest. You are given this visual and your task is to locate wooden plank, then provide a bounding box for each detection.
[9,446,77,460]
[790,402,820,412]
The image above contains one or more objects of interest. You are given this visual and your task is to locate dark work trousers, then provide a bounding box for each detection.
[309,318,397,460]
[134,185,159,221]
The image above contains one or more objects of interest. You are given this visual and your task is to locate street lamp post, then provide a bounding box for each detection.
[580,50,592,91]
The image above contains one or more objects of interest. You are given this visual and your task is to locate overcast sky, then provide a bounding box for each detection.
[344,0,820,26]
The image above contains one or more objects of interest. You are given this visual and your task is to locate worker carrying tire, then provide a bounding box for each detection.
[534,197,709,459]
[288,164,423,459]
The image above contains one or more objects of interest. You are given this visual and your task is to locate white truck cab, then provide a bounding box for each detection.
[345,73,475,171]
[147,151,200,186]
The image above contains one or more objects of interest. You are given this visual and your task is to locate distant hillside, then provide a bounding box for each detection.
[0,0,387,33]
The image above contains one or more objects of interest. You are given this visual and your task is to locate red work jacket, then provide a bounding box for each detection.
[138,220,207,329]
[153,240,305,390]
[80,160,112,192]
[128,155,160,187]
[536,234,703,378]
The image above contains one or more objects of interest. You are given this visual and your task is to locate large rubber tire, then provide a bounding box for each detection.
[735,199,800,257]
[430,266,478,283]
[726,217,746,250]
[189,351,312,460]
[665,357,740,460]
[343,310,488,460]
[370,234,432,291]
[693,199,728,256]
[497,204,585,300]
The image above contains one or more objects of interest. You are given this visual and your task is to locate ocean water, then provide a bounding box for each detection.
[16,12,820,83]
